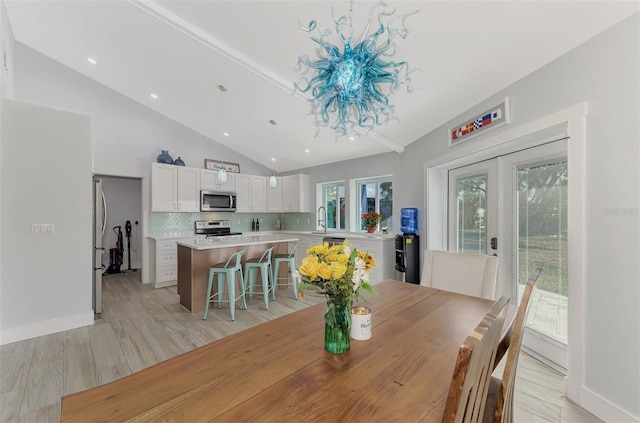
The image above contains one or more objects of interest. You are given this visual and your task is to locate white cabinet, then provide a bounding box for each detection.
[200,169,236,192]
[151,163,200,212]
[348,237,395,285]
[149,238,190,288]
[266,177,283,212]
[236,174,267,212]
[282,174,310,213]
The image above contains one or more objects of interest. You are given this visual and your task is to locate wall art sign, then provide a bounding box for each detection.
[449,97,511,146]
[204,159,241,173]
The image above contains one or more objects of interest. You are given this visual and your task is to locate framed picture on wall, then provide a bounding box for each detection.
[448,97,511,146]
[204,159,241,173]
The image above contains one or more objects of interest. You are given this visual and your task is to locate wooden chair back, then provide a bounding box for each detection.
[421,250,499,300]
[442,295,509,423]
[490,267,541,423]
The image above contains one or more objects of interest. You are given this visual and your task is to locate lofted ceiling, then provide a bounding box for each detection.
[5,1,638,172]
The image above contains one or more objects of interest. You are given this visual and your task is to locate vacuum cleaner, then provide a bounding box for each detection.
[122,220,137,273]
[105,225,123,274]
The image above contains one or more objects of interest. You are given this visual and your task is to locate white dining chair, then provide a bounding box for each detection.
[420,250,498,300]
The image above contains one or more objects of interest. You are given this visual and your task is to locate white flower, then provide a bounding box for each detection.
[351,256,368,292]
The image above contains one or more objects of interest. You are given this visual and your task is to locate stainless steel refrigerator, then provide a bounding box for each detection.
[93,178,107,316]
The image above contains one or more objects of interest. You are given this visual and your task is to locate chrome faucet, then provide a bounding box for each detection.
[317,206,327,233]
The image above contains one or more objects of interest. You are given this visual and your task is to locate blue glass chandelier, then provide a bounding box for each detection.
[295,1,418,141]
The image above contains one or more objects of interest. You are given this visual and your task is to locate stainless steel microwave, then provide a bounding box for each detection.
[201,190,237,212]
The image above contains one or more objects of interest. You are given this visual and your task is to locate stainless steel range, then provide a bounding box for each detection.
[195,220,242,238]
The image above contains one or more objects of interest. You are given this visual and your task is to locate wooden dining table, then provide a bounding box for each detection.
[60,280,494,422]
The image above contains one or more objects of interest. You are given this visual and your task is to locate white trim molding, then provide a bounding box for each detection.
[0,312,94,345]
[422,103,637,420]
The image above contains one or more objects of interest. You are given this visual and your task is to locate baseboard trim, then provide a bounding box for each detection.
[154,279,177,289]
[581,386,640,423]
[0,312,94,345]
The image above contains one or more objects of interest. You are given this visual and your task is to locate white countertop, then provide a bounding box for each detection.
[147,233,205,240]
[277,230,397,240]
[176,234,299,251]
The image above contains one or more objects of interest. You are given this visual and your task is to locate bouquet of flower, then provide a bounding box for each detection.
[298,240,377,353]
[361,212,381,227]
[298,239,377,304]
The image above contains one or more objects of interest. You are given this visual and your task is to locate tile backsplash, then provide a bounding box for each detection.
[148,212,315,235]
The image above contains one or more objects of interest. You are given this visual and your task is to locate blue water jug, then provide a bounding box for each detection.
[400,208,418,234]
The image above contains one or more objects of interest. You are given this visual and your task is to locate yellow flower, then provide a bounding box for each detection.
[299,256,319,280]
[331,262,347,279]
[325,252,349,265]
[306,243,330,257]
[318,262,333,279]
[358,251,377,270]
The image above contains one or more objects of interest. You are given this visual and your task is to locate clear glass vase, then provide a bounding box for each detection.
[324,300,351,354]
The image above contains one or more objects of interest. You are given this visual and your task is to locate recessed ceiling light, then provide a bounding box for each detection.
[87,57,97,65]
[223,132,229,137]
[348,136,356,141]
[304,148,310,153]
[150,93,158,99]
[271,158,276,162]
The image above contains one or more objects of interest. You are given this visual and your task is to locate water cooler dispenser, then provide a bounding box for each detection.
[395,208,421,284]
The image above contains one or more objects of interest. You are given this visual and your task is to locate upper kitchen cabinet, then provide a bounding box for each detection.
[266,177,283,212]
[282,174,310,213]
[200,169,236,192]
[151,163,200,212]
[235,174,267,212]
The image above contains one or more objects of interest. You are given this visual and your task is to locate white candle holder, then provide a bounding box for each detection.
[350,306,372,340]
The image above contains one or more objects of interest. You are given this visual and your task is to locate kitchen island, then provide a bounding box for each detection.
[176,235,299,313]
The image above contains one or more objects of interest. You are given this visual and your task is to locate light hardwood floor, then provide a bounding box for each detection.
[1,272,602,422]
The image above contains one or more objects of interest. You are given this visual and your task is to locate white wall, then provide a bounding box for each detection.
[0,99,93,343]
[296,13,640,421]
[13,43,271,178]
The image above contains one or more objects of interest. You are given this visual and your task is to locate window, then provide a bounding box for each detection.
[356,177,392,231]
[322,182,346,230]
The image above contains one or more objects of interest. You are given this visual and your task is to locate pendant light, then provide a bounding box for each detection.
[268,119,277,188]
[217,85,228,183]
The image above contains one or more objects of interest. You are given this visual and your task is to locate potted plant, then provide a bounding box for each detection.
[361,212,381,233]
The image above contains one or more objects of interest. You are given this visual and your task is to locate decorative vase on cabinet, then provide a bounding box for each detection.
[173,157,185,166]
[156,150,173,164]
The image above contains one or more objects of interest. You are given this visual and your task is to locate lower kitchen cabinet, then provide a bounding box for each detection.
[348,238,395,285]
[149,237,197,288]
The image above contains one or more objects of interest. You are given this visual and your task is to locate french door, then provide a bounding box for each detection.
[448,140,568,371]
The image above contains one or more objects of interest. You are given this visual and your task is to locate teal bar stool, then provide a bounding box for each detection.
[272,244,298,300]
[203,250,246,321]
[243,247,274,310]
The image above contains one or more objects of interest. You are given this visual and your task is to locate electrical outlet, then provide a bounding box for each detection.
[306,218,310,224]
[32,223,54,235]
[236,219,241,225]
[296,218,300,224]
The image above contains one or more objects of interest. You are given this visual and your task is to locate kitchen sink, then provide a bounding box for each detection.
[323,236,347,246]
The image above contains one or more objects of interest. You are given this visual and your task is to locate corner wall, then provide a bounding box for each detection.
[1,99,93,343]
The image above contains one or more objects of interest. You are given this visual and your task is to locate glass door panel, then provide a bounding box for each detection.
[517,159,568,344]
[448,161,498,256]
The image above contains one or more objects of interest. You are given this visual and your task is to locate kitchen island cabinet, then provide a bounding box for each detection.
[176,235,299,313]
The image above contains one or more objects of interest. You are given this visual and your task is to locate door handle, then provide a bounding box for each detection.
[490,237,498,250]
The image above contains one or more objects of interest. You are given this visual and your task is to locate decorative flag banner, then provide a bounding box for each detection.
[448,98,511,146]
